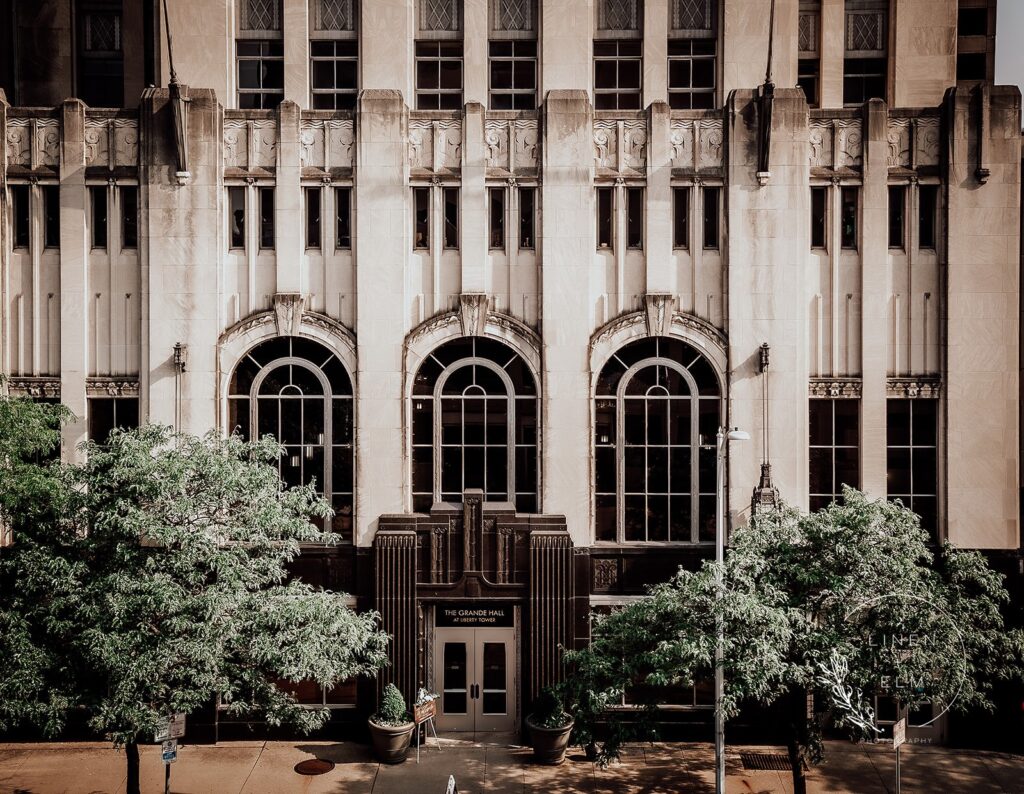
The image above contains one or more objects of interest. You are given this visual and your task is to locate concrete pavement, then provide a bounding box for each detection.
[0,736,1021,793]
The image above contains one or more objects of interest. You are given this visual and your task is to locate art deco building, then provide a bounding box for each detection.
[0,0,1019,742]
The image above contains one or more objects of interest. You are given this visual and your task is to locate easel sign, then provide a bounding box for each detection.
[446,775,458,794]
[414,697,440,763]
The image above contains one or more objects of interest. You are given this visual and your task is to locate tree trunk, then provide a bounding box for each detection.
[786,688,809,794]
[125,741,140,794]
[786,734,807,794]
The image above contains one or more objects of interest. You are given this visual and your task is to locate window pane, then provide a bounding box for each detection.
[260,187,275,248]
[336,187,352,248]
[91,186,107,249]
[627,187,643,248]
[443,188,459,248]
[703,187,720,249]
[597,187,613,249]
[44,186,60,247]
[673,187,689,249]
[811,187,826,248]
[519,188,535,248]
[305,187,321,249]
[414,187,430,248]
[841,187,858,248]
[229,187,246,248]
[489,187,504,249]
[121,186,138,248]
[888,185,904,248]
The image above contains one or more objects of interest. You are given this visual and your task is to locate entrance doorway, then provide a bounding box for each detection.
[434,627,516,732]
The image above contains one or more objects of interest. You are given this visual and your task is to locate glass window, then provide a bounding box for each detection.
[11,185,30,249]
[77,2,124,107]
[841,187,858,249]
[809,398,860,511]
[673,187,689,249]
[411,336,539,513]
[90,187,107,249]
[956,52,986,82]
[594,336,721,543]
[918,184,938,249]
[489,186,505,250]
[843,57,887,105]
[810,187,826,248]
[120,186,138,249]
[443,187,459,249]
[626,187,643,249]
[229,187,246,249]
[518,187,535,249]
[259,187,275,249]
[597,187,614,249]
[702,186,719,250]
[310,40,358,110]
[888,185,904,249]
[305,187,321,249]
[414,187,430,249]
[594,40,642,110]
[228,336,355,538]
[887,399,938,540]
[44,186,60,248]
[416,41,464,110]
[957,7,987,37]
[489,40,537,110]
[237,40,284,109]
[88,397,139,445]
[336,187,352,249]
[668,39,716,109]
[798,58,820,107]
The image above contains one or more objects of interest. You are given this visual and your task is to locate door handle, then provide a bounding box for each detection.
[471,684,479,699]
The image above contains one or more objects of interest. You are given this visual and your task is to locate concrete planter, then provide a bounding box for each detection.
[526,716,574,765]
[368,718,415,764]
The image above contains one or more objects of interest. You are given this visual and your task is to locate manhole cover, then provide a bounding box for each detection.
[739,752,792,771]
[294,758,336,776]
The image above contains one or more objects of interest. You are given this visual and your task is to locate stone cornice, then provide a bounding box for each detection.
[808,378,862,398]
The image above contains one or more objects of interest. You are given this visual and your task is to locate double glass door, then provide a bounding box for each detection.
[434,627,515,732]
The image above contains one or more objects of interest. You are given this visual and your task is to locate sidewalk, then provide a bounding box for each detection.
[0,737,1021,794]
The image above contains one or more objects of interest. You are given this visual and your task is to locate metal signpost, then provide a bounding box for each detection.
[155,713,186,794]
[893,717,907,794]
[413,698,441,763]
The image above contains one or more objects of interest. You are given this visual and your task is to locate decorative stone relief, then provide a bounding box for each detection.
[328,120,355,168]
[643,294,674,337]
[409,120,434,170]
[514,120,538,168]
[622,120,647,169]
[84,119,109,166]
[273,293,306,336]
[593,120,617,169]
[836,121,862,168]
[299,120,325,168]
[669,121,694,168]
[808,120,832,168]
[36,119,60,166]
[886,378,941,399]
[593,559,618,591]
[5,119,30,166]
[438,121,462,170]
[698,119,724,168]
[484,120,509,168]
[808,378,862,398]
[113,119,138,166]
[7,377,60,399]
[252,121,277,168]
[915,117,940,167]
[223,121,247,169]
[86,379,140,397]
[887,119,911,168]
[458,293,488,336]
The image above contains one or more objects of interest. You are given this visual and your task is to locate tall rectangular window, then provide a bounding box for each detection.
[77,1,124,107]
[335,187,352,249]
[810,187,827,248]
[489,41,537,110]
[88,397,140,445]
[415,41,464,110]
[259,187,275,249]
[798,1,821,106]
[90,186,107,249]
[228,187,246,249]
[843,1,888,105]
[237,40,284,108]
[518,187,535,249]
[888,185,904,249]
[120,185,137,249]
[673,187,689,249]
[809,398,860,511]
[44,186,60,248]
[305,187,321,249]
[626,187,643,249]
[702,186,720,250]
[594,40,642,110]
[668,0,716,109]
[414,187,430,249]
[489,187,505,249]
[887,399,938,538]
[918,184,938,249]
[597,187,614,249]
[443,187,459,248]
[310,40,358,110]
[10,184,29,248]
[840,187,858,249]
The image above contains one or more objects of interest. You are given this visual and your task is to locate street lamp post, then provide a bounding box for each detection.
[715,426,749,794]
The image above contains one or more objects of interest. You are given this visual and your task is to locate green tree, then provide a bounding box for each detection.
[0,423,389,794]
[567,489,1024,794]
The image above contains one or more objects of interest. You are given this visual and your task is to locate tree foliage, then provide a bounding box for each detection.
[0,422,389,754]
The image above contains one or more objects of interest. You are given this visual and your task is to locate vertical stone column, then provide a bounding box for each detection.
[461,102,487,294]
[819,0,845,109]
[360,0,414,99]
[726,89,811,515]
[722,0,798,95]
[283,0,311,107]
[276,101,303,294]
[859,99,888,498]
[890,0,956,109]
[355,90,409,544]
[540,90,593,546]
[944,86,1021,549]
[374,531,419,701]
[643,0,668,109]
[463,0,488,106]
[645,101,672,294]
[540,0,591,96]
[138,88,222,436]
[59,100,89,461]
[529,531,573,702]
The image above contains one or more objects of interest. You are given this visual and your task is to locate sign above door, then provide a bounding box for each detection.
[436,602,515,628]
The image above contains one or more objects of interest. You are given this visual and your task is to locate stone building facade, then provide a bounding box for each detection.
[1,0,1020,742]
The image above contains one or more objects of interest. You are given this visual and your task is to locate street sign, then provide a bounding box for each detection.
[445,775,458,794]
[893,717,907,749]
[155,713,186,742]
[161,739,178,764]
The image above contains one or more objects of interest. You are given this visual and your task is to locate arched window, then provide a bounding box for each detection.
[412,337,538,513]
[227,336,354,538]
[594,337,721,543]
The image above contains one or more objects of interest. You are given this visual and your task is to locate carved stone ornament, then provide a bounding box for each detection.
[458,293,489,337]
[808,378,862,398]
[86,378,140,397]
[273,293,306,336]
[886,378,941,399]
[644,294,674,337]
[6,377,60,399]
[593,558,618,592]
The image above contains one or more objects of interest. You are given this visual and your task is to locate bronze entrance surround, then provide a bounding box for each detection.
[374,490,579,725]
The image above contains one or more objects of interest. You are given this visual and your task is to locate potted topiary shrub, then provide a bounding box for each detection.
[526,687,574,765]
[368,683,415,764]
